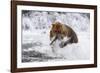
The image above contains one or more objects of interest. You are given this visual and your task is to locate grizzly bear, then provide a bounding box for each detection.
[50,22,78,48]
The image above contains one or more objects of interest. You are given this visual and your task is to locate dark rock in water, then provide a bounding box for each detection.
[22,50,45,57]
[22,58,31,62]
[22,50,64,62]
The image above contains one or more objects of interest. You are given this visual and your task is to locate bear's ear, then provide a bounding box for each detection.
[52,23,55,27]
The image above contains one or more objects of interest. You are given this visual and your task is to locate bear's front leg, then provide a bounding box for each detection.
[50,36,57,45]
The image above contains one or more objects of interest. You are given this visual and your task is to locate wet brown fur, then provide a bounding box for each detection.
[50,22,78,46]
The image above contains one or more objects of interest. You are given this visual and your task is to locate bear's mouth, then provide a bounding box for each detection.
[54,30,61,33]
